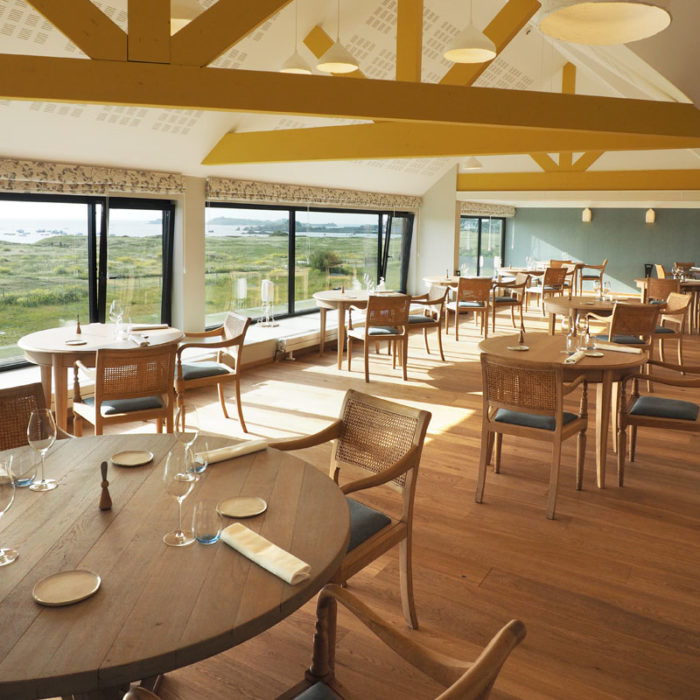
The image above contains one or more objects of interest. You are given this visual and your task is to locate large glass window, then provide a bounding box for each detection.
[0,194,174,369]
[205,203,414,324]
[459,216,506,276]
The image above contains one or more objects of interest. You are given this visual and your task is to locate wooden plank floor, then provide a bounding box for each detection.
[120,309,700,699]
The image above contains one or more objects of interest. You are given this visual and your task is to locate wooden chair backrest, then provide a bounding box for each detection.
[607,303,658,342]
[655,263,667,279]
[0,382,46,450]
[674,262,694,271]
[582,259,607,274]
[94,344,177,404]
[542,267,567,288]
[662,292,692,316]
[646,278,680,302]
[331,390,430,502]
[364,294,410,330]
[549,259,572,268]
[457,277,492,304]
[222,311,251,362]
[426,285,448,321]
[481,354,562,419]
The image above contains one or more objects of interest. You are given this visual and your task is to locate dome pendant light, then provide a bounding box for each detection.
[444,0,497,64]
[539,1,671,46]
[280,0,312,75]
[316,0,358,74]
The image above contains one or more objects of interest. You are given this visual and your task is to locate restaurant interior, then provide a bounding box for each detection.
[0,1,699,699]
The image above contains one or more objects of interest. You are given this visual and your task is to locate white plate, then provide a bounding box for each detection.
[217,496,267,518]
[33,570,101,607]
[585,351,604,358]
[111,450,154,467]
[507,345,529,351]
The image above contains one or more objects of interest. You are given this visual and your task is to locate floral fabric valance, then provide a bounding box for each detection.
[460,201,515,218]
[206,177,422,211]
[0,158,185,196]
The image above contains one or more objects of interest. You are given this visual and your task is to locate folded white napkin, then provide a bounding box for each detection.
[197,439,268,465]
[564,349,586,364]
[130,323,168,331]
[221,523,310,585]
[594,342,643,355]
[127,334,149,347]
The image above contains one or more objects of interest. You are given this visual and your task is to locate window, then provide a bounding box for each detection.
[0,194,174,369]
[205,203,413,324]
[458,216,505,276]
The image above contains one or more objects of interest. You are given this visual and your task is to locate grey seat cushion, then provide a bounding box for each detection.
[367,326,399,335]
[457,301,485,308]
[630,396,698,421]
[84,395,163,416]
[408,314,434,324]
[650,299,666,305]
[494,296,517,303]
[347,497,391,552]
[294,682,340,700]
[494,409,578,431]
[595,334,645,345]
[180,361,229,381]
[654,326,676,334]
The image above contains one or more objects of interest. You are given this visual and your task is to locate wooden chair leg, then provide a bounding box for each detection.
[74,415,83,437]
[617,426,626,487]
[234,376,248,433]
[156,418,163,433]
[436,326,445,362]
[363,342,370,383]
[218,382,231,420]
[475,425,491,504]
[347,337,353,372]
[455,311,460,341]
[402,338,408,381]
[630,425,638,462]
[677,334,684,367]
[483,309,489,339]
[494,433,502,473]
[610,382,619,453]
[423,328,430,354]
[399,537,418,629]
[511,305,516,329]
[576,429,586,490]
[546,439,562,520]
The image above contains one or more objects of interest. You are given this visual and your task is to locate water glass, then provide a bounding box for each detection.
[0,458,17,566]
[188,438,209,480]
[11,450,36,488]
[192,500,223,545]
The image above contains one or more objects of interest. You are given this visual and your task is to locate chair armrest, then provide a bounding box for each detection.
[176,337,240,358]
[181,326,224,339]
[268,419,343,451]
[341,445,421,495]
[562,374,586,395]
[410,293,428,302]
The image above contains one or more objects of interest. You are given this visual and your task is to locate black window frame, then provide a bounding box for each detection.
[459,215,506,276]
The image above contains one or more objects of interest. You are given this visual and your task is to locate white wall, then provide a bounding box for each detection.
[410,165,459,294]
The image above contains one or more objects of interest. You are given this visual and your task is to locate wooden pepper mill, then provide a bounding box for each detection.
[76,314,82,335]
[99,461,112,511]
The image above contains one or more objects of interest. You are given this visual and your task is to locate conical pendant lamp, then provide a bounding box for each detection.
[444,0,496,64]
[316,0,358,74]
[280,0,312,74]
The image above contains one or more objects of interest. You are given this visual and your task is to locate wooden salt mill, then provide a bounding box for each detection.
[76,314,82,335]
[99,461,112,511]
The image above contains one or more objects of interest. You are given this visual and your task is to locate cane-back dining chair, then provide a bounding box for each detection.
[0,383,50,450]
[617,360,700,486]
[526,267,568,315]
[175,311,250,432]
[408,285,448,361]
[578,258,608,295]
[347,294,411,382]
[491,273,530,333]
[476,354,588,520]
[589,302,659,351]
[674,262,695,274]
[270,390,431,628]
[291,585,526,700]
[644,277,680,304]
[654,263,668,279]
[445,277,492,340]
[72,344,177,436]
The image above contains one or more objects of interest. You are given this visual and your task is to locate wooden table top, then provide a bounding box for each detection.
[313,290,370,306]
[543,295,640,316]
[0,434,349,698]
[478,333,647,373]
[18,323,183,355]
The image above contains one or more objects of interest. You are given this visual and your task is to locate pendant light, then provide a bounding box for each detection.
[316,0,358,74]
[539,1,671,46]
[280,0,312,75]
[444,0,496,64]
[463,156,483,170]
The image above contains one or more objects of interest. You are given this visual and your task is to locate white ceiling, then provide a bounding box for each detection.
[0,0,698,206]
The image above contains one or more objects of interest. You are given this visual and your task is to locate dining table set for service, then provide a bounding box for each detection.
[0,430,349,699]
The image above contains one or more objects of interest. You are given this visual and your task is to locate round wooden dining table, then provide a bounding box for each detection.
[313,290,370,369]
[479,333,647,489]
[18,323,183,431]
[543,295,640,335]
[0,433,349,699]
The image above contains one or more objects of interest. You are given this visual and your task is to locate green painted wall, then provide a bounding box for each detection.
[506,208,700,292]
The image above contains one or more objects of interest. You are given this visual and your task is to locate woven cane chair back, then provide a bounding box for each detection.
[0,383,46,451]
[646,278,680,302]
[606,303,659,344]
[331,390,430,493]
[365,294,410,330]
[223,311,250,345]
[542,266,567,289]
[456,277,492,305]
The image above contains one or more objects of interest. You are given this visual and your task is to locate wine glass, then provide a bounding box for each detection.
[577,315,590,350]
[0,457,18,566]
[109,299,124,338]
[163,449,196,546]
[174,406,199,452]
[594,279,602,300]
[27,409,57,492]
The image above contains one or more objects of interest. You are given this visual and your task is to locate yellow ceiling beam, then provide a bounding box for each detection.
[559,152,573,169]
[302,25,366,78]
[3,54,700,138]
[396,0,423,82]
[170,0,292,67]
[562,62,576,95]
[457,170,700,191]
[529,153,559,172]
[24,0,126,60]
[203,122,700,165]
[572,151,604,171]
[440,0,540,86]
[127,0,170,64]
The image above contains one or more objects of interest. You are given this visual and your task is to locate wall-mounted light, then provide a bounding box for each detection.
[645,208,656,224]
[463,156,483,170]
[582,207,592,223]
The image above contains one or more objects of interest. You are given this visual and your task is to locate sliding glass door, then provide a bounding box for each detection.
[458,216,506,276]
